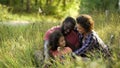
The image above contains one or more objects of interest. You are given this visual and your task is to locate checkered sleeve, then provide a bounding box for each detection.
[74,35,95,55]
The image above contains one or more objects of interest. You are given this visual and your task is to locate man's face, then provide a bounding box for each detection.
[62,23,73,35]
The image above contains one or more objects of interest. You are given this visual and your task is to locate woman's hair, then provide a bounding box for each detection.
[49,30,64,51]
[76,14,94,32]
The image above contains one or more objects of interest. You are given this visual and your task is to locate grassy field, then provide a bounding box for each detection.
[0,5,120,68]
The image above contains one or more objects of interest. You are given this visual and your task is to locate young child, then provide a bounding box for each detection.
[49,30,72,61]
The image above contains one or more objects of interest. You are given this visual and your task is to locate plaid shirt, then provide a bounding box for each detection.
[74,30,111,57]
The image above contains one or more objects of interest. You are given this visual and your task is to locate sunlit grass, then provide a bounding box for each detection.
[0,5,120,68]
[0,21,59,68]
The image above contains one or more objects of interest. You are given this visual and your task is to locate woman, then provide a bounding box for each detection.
[74,14,111,58]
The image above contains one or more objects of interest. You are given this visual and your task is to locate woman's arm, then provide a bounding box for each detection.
[74,35,94,55]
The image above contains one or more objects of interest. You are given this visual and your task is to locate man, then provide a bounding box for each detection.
[44,17,81,61]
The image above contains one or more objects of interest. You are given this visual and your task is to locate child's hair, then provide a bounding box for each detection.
[49,30,64,51]
[76,14,94,32]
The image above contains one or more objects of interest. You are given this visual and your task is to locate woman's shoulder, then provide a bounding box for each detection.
[83,30,98,42]
[87,30,98,38]
[90,30,106,45]
[91,30,98,36]
[91,30,101,40]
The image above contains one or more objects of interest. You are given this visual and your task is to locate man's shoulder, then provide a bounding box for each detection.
[47,25,60,31]
[44,25,61,40]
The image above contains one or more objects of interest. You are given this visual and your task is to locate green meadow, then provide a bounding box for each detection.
[0,1,120,68]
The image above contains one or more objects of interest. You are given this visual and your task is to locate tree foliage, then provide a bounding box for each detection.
[80,0,119,13]
[0,0,119,17]
[0,0,80,18]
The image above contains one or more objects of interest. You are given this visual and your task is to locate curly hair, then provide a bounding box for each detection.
[61,16,76,35]
[49,30,64,51]
[62,16,76,29]
[76,14,94,32]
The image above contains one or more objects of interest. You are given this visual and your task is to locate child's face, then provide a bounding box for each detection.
[58,36,66,47]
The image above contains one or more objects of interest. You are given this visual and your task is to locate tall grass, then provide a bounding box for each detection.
[0,21,59,68]
[0,9,120,68]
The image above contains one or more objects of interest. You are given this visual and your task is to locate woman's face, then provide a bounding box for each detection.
[58,36,66,47]
[76,24,85,34]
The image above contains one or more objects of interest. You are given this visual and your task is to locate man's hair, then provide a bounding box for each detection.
[76,14,94,32]
[49,30,64,51]
[62,16,76,28]
[61,17,76,35]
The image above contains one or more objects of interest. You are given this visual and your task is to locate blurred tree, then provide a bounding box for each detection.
[35,0,38,5]
[21,0,24,3]
[63,0,66,7]
[26,0,30,12]
[21,0,24,7]
[80,0,119,13]
[0,0,80,17]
